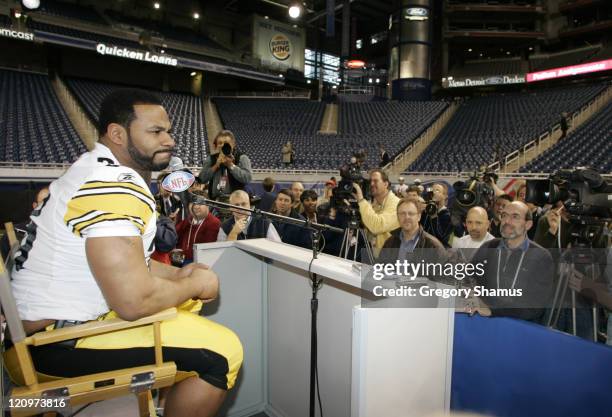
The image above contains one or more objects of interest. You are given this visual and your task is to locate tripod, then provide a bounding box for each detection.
[339,214,375,264]
[547,244,600,341]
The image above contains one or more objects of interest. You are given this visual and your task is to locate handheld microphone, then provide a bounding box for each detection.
[167,156,185,172]
[161,158,195,210]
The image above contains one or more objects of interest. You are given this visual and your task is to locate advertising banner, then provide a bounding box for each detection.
[252,15,305,73]
[527,59,612,83]
[0,27,34,41]
[444,74,525,88]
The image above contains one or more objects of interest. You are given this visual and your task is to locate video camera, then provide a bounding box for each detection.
[526,168,612,222]
[450,170,497,229]
[332,154,369,202]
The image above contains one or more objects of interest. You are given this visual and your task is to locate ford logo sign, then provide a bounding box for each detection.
[161,170,195,193]
[406,7,428,17]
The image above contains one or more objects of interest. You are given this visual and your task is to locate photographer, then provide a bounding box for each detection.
[199,130,252,201]
[421,183,452,247]
[352,169,400,258]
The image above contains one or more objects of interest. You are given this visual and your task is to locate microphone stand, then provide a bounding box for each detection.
[186,192,340,417]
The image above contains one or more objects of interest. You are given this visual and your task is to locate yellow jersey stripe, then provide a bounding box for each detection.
[64,193,154,236]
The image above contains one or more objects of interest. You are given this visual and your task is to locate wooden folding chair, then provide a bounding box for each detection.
[1,223,177,417]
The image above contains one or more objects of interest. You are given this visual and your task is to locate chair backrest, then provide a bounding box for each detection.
[0,223,27,343]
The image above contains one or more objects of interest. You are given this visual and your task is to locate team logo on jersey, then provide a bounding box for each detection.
[118,173,136,182]
[269,34,291,61]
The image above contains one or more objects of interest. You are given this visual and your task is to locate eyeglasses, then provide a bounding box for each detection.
[500,212,524,221]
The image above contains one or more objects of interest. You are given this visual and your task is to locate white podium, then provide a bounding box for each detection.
[194,239,454,417]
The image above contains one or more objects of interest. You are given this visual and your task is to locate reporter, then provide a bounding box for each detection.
[352,169,400,257]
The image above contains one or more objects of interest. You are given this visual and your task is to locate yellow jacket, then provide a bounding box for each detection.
[358,191,400,257]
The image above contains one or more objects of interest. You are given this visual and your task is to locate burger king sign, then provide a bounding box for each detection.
[269,34,291,61]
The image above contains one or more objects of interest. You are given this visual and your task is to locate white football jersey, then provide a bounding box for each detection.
[11,143,157,321]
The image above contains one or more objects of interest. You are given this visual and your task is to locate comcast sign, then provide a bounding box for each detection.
[0,27,34,41]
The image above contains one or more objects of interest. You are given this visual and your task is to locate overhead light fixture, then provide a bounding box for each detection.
[13,10,22,18]
[193,12,200,19]
[307,79,311,84]
[279,74,284,78]
[264,15,269,19]
[468,48,472,52]
[506,51,511,55]
[479,53,483,57]
[529,47,533,51]
[153,2,160,10]
[332,85,337,89]
[368,78,373,83]
[288,4,301,19]
[293,24,297,28]
[190,71,196,76]
[21,0,40,9]
[160,49,165,53]
[375,78,380,83]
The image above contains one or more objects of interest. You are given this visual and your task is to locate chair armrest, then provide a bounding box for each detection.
[27,308,177,347]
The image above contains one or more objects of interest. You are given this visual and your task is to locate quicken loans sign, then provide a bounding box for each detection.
[96,43,178,66]
[0,27,34,41]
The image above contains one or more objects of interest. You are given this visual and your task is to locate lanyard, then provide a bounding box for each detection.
[496,248,526,290]
[188,219,205,249]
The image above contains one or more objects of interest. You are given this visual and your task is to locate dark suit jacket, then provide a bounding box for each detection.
[155,194,183,218]
[258,191,277,212]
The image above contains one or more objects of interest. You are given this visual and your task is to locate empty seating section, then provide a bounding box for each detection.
[338,102,448,167]
[0,69,86,163]
[65,78,207,166]
[214,99,326,169]
[522,101,612,173]
[214,99,447,170]
[450,59,523,77]
[37,0,107,25]
[409,83,606,172]
[530,47,599,71]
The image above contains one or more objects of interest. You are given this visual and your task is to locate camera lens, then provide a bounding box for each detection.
[222,143,232,156]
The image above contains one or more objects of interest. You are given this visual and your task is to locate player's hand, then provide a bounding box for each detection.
[352,182,364,201]
[190,266,218,302]
[174,262,209,280]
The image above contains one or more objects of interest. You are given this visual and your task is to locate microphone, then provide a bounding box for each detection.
[161,158,195,211]
[168,156,184,172]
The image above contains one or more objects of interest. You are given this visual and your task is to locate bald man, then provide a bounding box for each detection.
[217,190,281,242]
[452,206,494,250]
[290,181,304,211]
[468,201,554,323]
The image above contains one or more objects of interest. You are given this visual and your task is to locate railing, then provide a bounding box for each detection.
[487,83,612,173]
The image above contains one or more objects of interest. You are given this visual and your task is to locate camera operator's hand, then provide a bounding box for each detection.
[221,154,235,168]
[352,182,364,202]
[213,153,226,170]
[546,208,562,236]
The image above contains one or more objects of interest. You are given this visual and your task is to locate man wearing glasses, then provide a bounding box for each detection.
[466,201,554,324]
